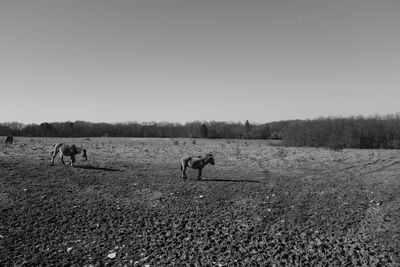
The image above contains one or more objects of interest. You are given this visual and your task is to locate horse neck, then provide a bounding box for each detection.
[201,155,210,164]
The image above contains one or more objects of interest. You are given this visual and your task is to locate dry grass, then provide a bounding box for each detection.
[0,137,399,265]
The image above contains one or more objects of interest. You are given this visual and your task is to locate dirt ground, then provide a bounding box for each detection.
[1,137,399,266]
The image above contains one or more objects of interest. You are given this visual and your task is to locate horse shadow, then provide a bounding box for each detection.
[200,178,260,183]
[74,164,120,172]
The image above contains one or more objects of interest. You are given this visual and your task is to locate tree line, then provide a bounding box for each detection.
[282,114,400,149]
[0,120,274,140]
[2,114,400,149]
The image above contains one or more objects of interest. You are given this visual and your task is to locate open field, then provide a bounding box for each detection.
[1,137,399,266]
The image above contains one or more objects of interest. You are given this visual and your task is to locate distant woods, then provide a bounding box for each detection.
[282,115,400,149]
[2,114,400,149]
[0,121,273,140]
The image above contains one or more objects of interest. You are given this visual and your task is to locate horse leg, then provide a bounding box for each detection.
[51,151,57,165]
[70,156,76,166]
[60,155,66,165]
[182,166,188,179]
[197,168,203,180]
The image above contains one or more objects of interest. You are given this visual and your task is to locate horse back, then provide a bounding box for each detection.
[54,143,70,156]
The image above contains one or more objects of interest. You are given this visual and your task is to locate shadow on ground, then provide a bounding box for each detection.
[201,178,260,183]
[74,165,121,172]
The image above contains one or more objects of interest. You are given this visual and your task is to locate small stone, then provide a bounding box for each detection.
[107,252,117,259]
[67,247,73,252]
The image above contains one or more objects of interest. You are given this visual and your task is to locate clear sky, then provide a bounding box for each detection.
[1,0,399,124]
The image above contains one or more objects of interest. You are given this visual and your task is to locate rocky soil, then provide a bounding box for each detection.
[1,137,399,266]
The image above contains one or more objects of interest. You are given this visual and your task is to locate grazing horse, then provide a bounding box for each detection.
[51,143,87,166]
[180,152,215,180]
[5,136,13,144]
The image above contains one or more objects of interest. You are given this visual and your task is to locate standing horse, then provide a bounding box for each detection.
[180,152,215,180]
[51,143,87,166]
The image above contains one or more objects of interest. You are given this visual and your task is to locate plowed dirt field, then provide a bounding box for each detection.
[1,137,399,266]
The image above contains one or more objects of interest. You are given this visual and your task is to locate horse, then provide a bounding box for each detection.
[50,143,87,166]
[180,152,215,180]
[5,136,13,144]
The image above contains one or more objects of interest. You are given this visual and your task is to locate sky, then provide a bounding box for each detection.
[1,0,399,124]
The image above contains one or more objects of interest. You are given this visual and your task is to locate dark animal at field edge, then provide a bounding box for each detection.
[5,136,13,144]
[180,152,215,180]
[50,143,87,166]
